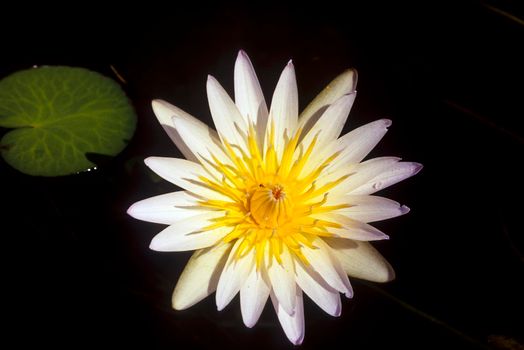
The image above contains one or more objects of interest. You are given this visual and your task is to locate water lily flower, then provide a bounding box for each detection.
[128,50,422,344]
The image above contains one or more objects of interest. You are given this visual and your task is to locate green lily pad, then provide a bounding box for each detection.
[0,66,136,176]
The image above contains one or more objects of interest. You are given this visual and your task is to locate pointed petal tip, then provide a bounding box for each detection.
[149,237,163,251]
[143,157,172,179]
[343,283,354,298]
[151,99,177,114]
[171,298,189,311]
[388,266,396,281]
[151,99,174,119]
[413,162,424,174]
[243,319,256,328]
[216,287,232,312]
[143,156,157,169]
[290,334,305,346]
[149,241,158,251]
[279,59,295,75]
[401,205,411,215]
[151,99,162,108]
[381,118,392,127]
[376,261,396,282]
[149,233,178,252]
[238,49,248,58]
[341,68,358,91]
[151,98,167,107]
[126,203,137,218]
[216,299,227,312]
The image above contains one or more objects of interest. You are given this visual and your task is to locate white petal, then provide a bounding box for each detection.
[144,157,230,201]
[314,212,389,241]
[300,93,356,150]
[267,247,296,315]
[151,100,200,162]
[329,119,392,172]
[149,212,228,251]
[328,195,410,223]
[325,238,395,282]
[301,238,353,297]
[234,50,269,142]
[207,75,248,149]
[216,239,256,311]
[170,112,230,165]
[127,191,206,225]
[350,161,423,195]
[152,99,230,167]
[271,288,305,345]
[299,69,357,136]
[343,156,401,190]
[295,260,341,316]
[240,265,270,328]
[305,157,400,200]
[172,243,232,310]
[268,61,298,157]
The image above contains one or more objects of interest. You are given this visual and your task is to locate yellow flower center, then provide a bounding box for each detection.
[249,184,293,228]
[196,123,350,266]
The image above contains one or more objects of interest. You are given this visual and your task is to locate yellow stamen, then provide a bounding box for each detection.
[202,121,351,267]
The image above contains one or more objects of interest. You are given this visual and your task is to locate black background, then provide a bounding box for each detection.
[2,1,523,349]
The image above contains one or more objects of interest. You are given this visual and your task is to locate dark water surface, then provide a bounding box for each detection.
[2,2,523,349]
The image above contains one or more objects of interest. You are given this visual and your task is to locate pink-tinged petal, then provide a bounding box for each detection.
[268,61,298,158]
[127,191,206,225]
[240,265,271,328]
[328,119,392,172]
[172,243,232,310]
[271,288,305,345]
[216,239,256,311]
[149,212,228,252]
[341,156,401,191]
[350,161,423,195]
[299,69,357,137]
[308,157,400,199]
[234,50,268,146]
[347,199,409,223]
[295,260,341,316]
[325,238,395,282]
[326,195,410,223]
[206,75,248,150]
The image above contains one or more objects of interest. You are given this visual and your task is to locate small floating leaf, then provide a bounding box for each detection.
[0,66,136,176]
